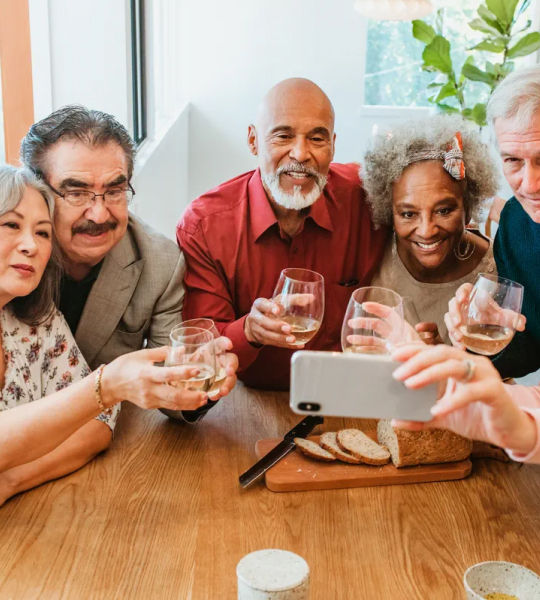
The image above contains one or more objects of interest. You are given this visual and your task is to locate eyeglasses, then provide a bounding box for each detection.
[46,182,135,207]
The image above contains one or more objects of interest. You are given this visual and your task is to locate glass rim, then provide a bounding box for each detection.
[173,318,216,331]
[169,325,213,345]
[476,272,524,290]
[351,285,403,306]
[280,267,324,284]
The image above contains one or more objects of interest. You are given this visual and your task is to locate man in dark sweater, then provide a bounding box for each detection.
[447,66,540,378]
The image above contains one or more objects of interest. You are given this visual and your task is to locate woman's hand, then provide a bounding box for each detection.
[414,322,442,345]
[100,347,211,411]
[391,344,537,455]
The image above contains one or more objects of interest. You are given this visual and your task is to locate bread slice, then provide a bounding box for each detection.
[294,438,336,462]
[377,419,472,468]
[336,429,390,465]
[319,432,362,464]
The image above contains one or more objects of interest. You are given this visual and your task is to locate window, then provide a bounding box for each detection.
[364,1,537,108]
[131,0,147,146]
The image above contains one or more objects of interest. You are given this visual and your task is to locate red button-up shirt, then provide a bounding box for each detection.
[177,163,388,390]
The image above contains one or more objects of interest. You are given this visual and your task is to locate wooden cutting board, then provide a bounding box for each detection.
[255,436,472,492]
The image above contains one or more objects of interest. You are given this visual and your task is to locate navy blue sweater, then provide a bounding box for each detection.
[493,198,540,378]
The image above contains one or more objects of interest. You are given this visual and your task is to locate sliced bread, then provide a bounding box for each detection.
[319,432,362,464]
[377,419,472,468]
[294,438,336,462]
[336,429,390,465]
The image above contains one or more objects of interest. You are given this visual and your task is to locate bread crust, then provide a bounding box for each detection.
[377,419,472,467]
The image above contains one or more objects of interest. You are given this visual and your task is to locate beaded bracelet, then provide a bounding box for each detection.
[94,364,113,415]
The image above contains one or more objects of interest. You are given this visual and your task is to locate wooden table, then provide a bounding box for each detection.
[1,383,539,599]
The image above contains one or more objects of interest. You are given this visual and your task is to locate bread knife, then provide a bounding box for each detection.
[239,415,324,488]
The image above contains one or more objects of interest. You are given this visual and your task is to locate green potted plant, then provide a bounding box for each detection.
[412,0,540,125]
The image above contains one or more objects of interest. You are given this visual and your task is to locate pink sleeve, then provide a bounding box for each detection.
[505,384,540,410]
[505,408,540,464]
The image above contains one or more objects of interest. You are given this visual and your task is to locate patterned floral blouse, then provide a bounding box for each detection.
[0,307,119,430]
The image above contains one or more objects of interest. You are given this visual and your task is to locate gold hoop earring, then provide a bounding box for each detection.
[453,230,475,261]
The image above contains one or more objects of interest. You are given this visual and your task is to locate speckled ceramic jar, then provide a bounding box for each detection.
[464,561,540,600]
[237,549,309,599]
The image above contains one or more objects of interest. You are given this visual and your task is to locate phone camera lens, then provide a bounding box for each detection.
[298,402,321,412]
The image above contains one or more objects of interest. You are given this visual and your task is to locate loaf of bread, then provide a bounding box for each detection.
[377,419,472,468]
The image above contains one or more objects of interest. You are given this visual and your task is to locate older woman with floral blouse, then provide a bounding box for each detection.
[0,166,237,505]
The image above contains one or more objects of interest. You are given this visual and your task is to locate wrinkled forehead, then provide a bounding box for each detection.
[41,138,129,182]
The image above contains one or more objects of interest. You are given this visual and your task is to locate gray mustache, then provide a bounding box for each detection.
[72,220,117,235]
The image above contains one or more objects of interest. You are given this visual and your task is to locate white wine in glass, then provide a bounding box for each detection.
[341,286,404,354]
[272,268,325,346]
[177,318,227,399]
[165,326,216,392]
[460,273,523,356]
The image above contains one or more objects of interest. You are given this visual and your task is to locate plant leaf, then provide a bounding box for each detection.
[422,35,453,75]
[516,0,531,18]
[435,81,457,102]
[412,20,436,44]
[507,32,540,58]
[477,4,505,34]
[469,39,507,53]
[462,63,496,86]
[471,103,487,126]
[437,103,460,114]
[427,82,444,89]
[486,0,520,28]
[468,17,501,36]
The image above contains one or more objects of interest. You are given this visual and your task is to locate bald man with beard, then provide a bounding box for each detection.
[178,78,389,390]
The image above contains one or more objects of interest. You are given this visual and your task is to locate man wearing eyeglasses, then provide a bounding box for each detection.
[21,106,185,369]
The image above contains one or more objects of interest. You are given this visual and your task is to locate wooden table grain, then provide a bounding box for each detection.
[1,382,539,599]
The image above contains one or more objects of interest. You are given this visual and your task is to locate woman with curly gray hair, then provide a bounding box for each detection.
[365,114,500,344]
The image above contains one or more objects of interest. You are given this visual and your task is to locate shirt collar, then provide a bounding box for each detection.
[249,168,334,241]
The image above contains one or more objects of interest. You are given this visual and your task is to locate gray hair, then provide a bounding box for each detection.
[363,114,500,227]
[0,165,62,324]
[487,66,540,130]
[20,105,136,179]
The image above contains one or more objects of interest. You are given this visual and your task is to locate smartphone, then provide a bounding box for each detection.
[290,351,438,422]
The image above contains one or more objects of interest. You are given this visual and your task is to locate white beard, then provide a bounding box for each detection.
[261,170,327,210]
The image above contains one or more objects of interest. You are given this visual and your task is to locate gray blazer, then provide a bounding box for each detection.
[75,213,185,370]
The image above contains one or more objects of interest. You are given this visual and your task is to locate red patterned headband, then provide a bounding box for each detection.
[405,132,466,181]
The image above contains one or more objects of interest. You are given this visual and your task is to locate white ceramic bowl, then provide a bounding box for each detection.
[464,561,540,600]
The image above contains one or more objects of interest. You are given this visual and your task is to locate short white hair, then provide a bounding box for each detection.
[487,66,540,130]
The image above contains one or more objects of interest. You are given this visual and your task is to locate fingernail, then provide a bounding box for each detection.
[430,404,443,415]
[286,336,295,343]
[282,325,291,333]
[392,365,406,380]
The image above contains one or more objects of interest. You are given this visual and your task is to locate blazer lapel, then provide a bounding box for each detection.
[75,233,144,366]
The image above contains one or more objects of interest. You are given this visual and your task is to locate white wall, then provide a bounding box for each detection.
[182,0,383,201]
[132,104,189,239]
[44,0,131,125]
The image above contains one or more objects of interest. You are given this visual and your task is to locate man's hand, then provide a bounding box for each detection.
[415,322,442,345]
[211,337,238,399]
[444,283,526,348]
[244,297,305,349]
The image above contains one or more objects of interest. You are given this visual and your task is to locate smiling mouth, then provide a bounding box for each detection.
[414,240,444,250]
[283,171,312,180]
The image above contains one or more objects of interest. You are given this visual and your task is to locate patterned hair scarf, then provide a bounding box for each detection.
[405,132,466,181]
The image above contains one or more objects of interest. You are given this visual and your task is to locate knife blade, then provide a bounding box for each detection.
[239,415,324,488]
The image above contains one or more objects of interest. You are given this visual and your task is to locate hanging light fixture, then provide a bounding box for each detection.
[353,0,434,21]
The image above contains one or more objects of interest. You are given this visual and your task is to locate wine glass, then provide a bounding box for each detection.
[341,286,404,354]
[460,273,524,356]
[272,268,325,346]
[177,318,227,399]
[166,326,216,391]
